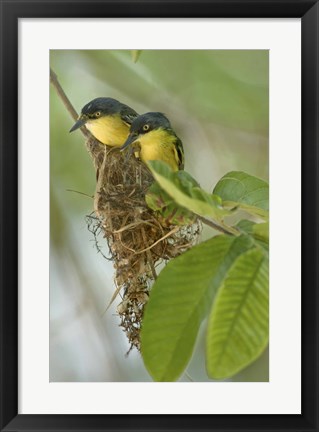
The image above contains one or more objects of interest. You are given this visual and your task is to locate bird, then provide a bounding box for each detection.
[69,97,139,146]
[120,112,184,172]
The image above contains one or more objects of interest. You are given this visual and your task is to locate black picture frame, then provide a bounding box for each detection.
[1,1,318,431]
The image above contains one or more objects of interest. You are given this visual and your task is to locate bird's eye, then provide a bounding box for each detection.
[95,111,101,117]
[143,124,150,131]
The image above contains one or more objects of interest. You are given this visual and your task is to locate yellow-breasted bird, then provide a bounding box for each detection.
[120,112,184,171]
[69,97,139,146]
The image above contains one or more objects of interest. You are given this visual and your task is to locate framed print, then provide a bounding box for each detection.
[1,1,318,431]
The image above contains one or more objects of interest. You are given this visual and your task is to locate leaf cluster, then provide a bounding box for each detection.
[140,162,269,381]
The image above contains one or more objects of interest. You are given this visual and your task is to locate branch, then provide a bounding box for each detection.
[50,68,91,139]
[50,67,104,176]
[197,215,239,236]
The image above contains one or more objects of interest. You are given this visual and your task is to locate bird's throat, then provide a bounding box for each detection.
[138,129,179,171]
[86,116,130,146]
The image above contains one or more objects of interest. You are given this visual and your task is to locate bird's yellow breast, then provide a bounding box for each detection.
[137,129,180,172]
[86,115,130,146]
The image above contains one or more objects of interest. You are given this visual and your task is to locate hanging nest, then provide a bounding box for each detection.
[85,136,201,352]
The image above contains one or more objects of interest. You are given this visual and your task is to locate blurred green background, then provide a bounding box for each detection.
[50,50,269,382]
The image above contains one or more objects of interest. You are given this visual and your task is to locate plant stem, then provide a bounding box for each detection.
[50,68,91,139]
[197,215,239,236]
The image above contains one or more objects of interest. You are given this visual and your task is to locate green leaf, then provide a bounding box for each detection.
[214,171,269,220]
[141,234,254,381]
[145,181,196,225]
[236,219,255,235]
[253,221,269,243]
[148,161,231,221]
[206,247,269,379]
[237,220,269,252]
[131,50,142,63]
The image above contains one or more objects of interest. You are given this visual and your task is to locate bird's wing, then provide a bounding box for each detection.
[120,104,139,126]
[175,136,185,170]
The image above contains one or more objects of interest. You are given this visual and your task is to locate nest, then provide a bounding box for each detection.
[85,136,201,352]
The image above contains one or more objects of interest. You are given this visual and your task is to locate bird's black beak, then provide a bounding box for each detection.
[69,116,86,133]
[120,132,139,151]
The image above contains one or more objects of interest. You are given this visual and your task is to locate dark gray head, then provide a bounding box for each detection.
[120,112,174,151]
[70,97,137,133]
[80,97,123,117]
[128,112,171,136]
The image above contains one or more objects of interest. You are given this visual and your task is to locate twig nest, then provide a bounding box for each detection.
[86,137,201,352]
